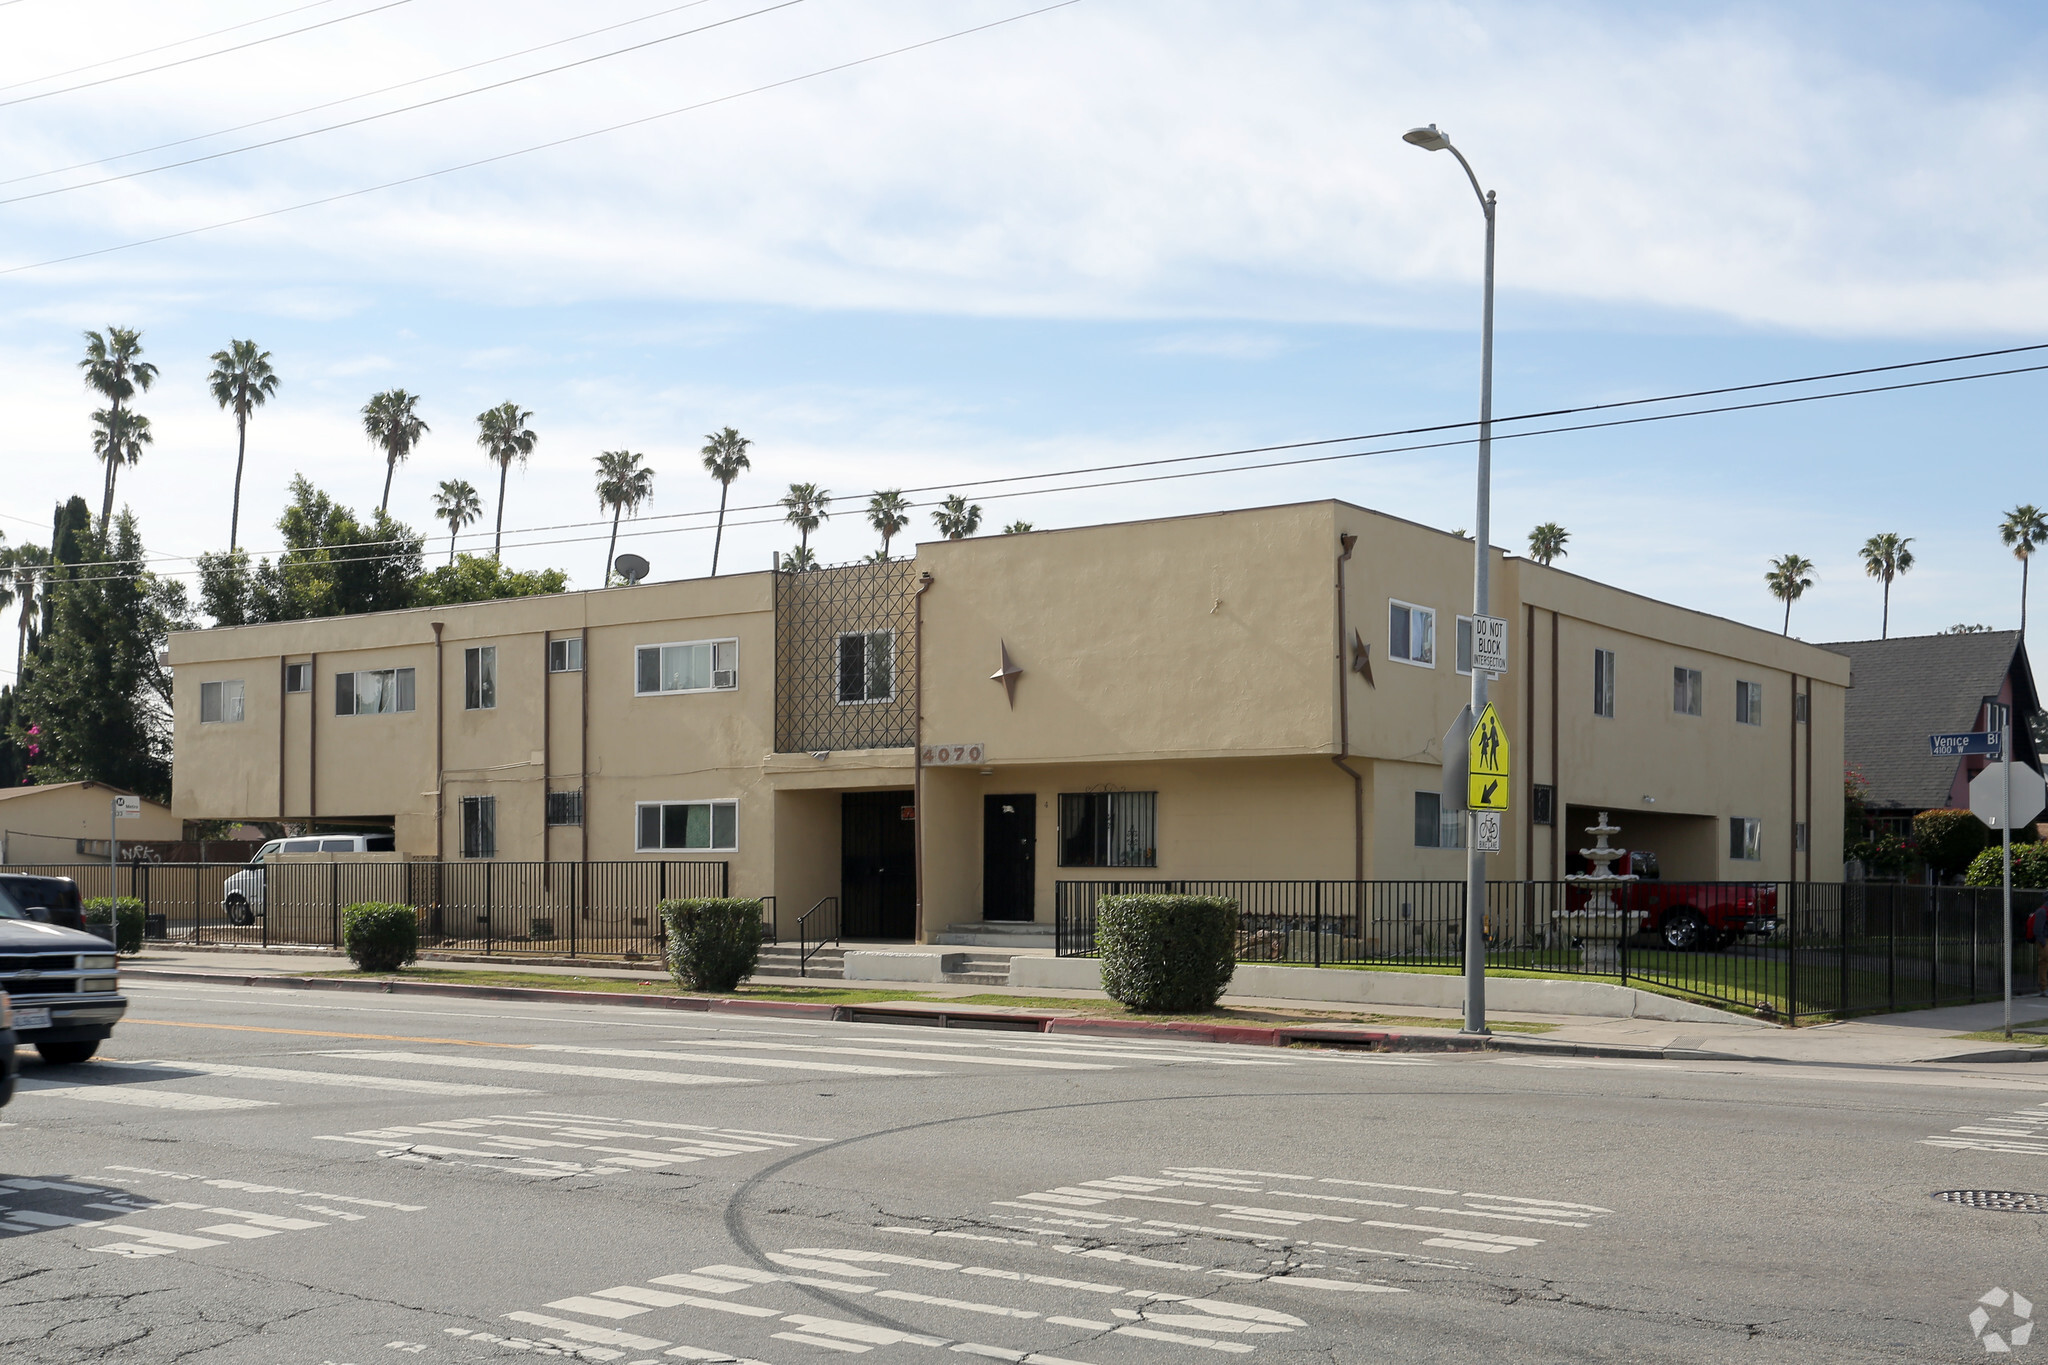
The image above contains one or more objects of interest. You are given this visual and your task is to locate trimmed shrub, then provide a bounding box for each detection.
[83,897,146,955]
[661,898,766,992]
[1096,895,1238,1013]
[1915,808,1988,878]
[342,902,420,972]
[1966,842,2048,889]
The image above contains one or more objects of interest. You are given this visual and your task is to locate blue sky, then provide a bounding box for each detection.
[4,0,2048,684]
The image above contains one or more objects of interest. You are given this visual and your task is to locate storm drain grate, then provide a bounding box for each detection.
[1934,1190,2048,1214]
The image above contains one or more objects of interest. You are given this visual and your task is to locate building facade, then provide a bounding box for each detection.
[168,500,1849,940]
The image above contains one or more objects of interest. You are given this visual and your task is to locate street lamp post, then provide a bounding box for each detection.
[1404,122,1497,1036]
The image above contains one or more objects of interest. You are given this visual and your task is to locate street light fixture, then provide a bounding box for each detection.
[1404,121,1497,1036]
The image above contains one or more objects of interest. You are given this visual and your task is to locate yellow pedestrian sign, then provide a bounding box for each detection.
[1468,702,1509,811]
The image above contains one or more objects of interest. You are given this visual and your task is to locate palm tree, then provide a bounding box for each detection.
[781,545,818,572]
[79,327,158,533]
[475,402,538,558]
[867,490,911,560]
[595,450,655,585]
[361,389,429,516]
[5,545,45,674]
[932,493,982,540]
[1764,553,1816,636]
[431,479,482,565]
[781,482,831,555]
[1527,522,1569,566]
[700,427,751,577]
[2001,505,2048,636]
[90,408,152,523]
[1859,532,1916,639]
[1002,520,1034,535]
[206,339,280,553]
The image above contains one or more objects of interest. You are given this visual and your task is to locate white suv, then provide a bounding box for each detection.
[221,834,396,925]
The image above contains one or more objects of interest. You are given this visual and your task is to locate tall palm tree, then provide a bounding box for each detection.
[361,389,428,516]
[780,482,831,554]
[206,340,280,553]
[1764,553,1816,636]
[79,326,158,533]
[932,493,982,540]
[594,450,655,584]
[781,545,818,573]
[1002,520,1034,534]
[90,407,152,524]
[2001,505,2048,636]
[1527,522,1569,566]
[431,479,482,565]
[700,427,751,577]
[1860,532,1916,640]
[867,490,911,560]
[475,402,538,559]
[5,545,46,674]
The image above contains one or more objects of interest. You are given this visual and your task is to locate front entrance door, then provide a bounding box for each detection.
[842,790,916,939]
[983,794,1036,922]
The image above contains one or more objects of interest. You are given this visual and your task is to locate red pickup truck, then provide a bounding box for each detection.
[1566,851,1780,952]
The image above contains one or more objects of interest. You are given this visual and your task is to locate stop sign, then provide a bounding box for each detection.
[1970,762,2048,831]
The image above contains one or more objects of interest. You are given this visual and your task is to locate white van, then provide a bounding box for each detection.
[221,834,396,925]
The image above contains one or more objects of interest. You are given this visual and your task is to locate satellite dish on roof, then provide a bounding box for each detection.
[614,553,650,585]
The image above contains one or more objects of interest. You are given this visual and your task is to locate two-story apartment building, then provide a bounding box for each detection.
[168,499,1849,941]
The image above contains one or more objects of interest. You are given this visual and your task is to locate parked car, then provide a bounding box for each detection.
[1565,852,1780,952]
[0,874,127,1064]
[221,833,395,925]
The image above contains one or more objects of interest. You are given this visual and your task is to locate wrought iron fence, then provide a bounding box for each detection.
[9,860,728,961]
[1053,879,2041,1022]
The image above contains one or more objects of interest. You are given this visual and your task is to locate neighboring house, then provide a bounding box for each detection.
[1817,630,2043,835]
[0,782,183,864]
[168,499,1849,942]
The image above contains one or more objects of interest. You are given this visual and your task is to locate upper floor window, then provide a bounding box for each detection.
[1736,679,1764,726]
[336,667,416,716]
[548,638,583,673]
[1729,816,1762,862]
[636,639,737,695]
[199,679,245,724]
[1673,666,1703,717]
[837,630,895,704]
[1593,649,1616,718]
[460,795,496,858]
[1794,691,1808,725]
[636,799,738,852]
[284,662,310,694]
[464,646,497,711]
[1058,791,1157,868]
[1389,601,1435,667]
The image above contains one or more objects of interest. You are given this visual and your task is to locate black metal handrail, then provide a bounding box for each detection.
[798,895,840,978]
[757,895,777,945]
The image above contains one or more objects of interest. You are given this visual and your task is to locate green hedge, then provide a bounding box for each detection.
[1096,895,1238,1013]
[1914,808,1988,878]
[1966,842,2048,889]
[661,899,766,992]
[83,897,146,955]
[342,902,420,972]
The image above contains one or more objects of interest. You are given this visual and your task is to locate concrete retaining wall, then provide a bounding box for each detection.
[843,950,960,983]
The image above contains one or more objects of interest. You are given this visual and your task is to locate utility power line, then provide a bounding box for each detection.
[0,0,348,95]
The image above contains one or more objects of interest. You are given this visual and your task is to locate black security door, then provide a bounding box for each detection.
[842,790,916,939]
[982,794,1036,922]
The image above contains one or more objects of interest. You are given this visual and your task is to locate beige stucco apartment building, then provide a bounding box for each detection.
[167,500,1848,941]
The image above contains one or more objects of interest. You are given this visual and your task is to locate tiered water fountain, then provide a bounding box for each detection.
[1556,810,1636,972]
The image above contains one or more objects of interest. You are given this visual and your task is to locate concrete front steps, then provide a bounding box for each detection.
[933,921,1056,950]
[752,944,846,981]
[842,949,1019,986]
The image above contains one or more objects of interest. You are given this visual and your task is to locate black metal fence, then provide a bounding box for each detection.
[12,860,728,961]
[1053,879,2044,1022]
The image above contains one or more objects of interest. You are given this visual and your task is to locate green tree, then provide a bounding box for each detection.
[595,450,655,585]
[1765,553,1816,636]
[1859,532,1915,640]
[413,556,569,606]
[476,401,538,558]
[361,389,428,516]
[700,428,751,577]
[1914,808,1989,881]
[2001,505,2048,636]
[867,489,911,560]
[7,542,49,671]
[780,545,817,573]
[207,340,281,553]
[197,477,422,624]
[79,327,158,533]
[1002,520,1034,535]
[89,407,151,528]
[431,479,482,565]
[932,493,981,540]
[1527,522,1568,565]
[780,482,831,554]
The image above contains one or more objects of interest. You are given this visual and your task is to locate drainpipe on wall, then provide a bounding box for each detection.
[1332,533,1365,882]
[431,622,445,860]
[913,570,934,942]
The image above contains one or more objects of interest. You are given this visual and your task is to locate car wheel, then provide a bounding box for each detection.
[225,896,251,926]
[36,1040,99,1065]
[1661,909,1709,951]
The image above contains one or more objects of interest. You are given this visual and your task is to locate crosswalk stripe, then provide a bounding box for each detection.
[654,1041,1113,1071]
[101,1059,534,1096]
[317,1051,750,1086]
[13,1079,274,1111]
[523,1044,937,1077]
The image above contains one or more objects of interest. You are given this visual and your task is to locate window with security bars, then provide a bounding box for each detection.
[1059,791,1158,867]
[546,790,583,826]
[460,795,496,858]
[775,559,919,752]
[837,630,895,704]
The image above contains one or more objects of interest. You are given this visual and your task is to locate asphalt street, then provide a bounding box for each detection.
[6,981,2048,1363]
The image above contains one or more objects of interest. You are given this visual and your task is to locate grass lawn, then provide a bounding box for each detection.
[1952,1029,2048,1047]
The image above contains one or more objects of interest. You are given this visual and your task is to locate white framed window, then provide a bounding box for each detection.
[284,662,310,694]
[635,639,738,695]
[1736,679,1764,726]
[1389,600,1436,667]
[1794,821,1809,853]
[199,679,245,724]
[1729,816,1761,862]
[548,638,583,673]
[546,790,583,827]
[1455,616,1474,675]
[464,645,497,711]
[1673,666,1703,717]
[1593,649,1615,718]
[335,668,416,716]
[635,800,739,852]
[1794,692,1808,725]
[836,629,896,704]
[460,795,496,858]
[1413,791,1464,849]
[1058,792,1158,867]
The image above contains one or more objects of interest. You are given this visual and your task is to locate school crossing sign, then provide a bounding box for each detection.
[1468,701,1510,811]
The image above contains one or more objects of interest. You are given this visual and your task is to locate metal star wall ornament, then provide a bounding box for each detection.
[1350,629,1374,687]
[991,641,1024,708]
